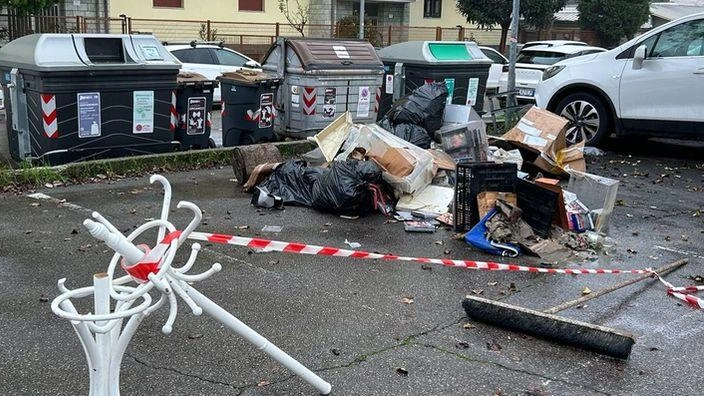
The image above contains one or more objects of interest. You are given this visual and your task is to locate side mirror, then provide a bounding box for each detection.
[633,45,647,70]
[245,60,261,69]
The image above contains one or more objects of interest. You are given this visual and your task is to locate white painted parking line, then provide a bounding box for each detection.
[655,245,704,260]
[27,192,92,213]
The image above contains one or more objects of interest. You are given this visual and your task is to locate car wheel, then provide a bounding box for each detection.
[555,92,611,146]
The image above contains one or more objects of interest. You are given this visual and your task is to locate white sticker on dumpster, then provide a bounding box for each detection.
[333,45,350,59]
[77,92,101,138]
[385,75,394,94]
[466,77,479,106]
[187,97,206,135]
[133,91,154,134]
[357,86,370,118]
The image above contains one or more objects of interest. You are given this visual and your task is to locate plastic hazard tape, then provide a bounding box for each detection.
[656,277,704,309]
[188,231,647,275]
[181,231,704,310]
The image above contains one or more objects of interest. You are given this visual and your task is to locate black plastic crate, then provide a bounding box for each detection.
[453,162,517,232]
[516,179,559,238]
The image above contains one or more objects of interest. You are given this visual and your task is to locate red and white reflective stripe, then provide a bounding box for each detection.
[188,231,648,275]
[221,104,226,118]
[374,86,381,113]
[303,87,316,115]
[206,111,212,128]
[245,109,261,122]
[170,90,178,131]
[656,276,704,309]
[41,94,58,138]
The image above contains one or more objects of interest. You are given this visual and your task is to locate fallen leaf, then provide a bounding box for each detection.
[443,249,451,255]
[401,297,414,304]
[455,341,470,349]
[257,380,270,387]
[508,283,517,292]
[649,347,660,352]
[268,260,279,265]
[395,367,409,376]
[681,235,689,241]
[30,202,41,207]
[665,235,672,241]
[627,248,638,254]
[462,323,476,330]
[330,348,341,356]
[582,287,592,295]
[24,230,32,234]
[96,173,107,179]
[420,264,433,271]
[44,183,54,188]
[38,296,49,303]
[71,229,79,234]
[487,281,498,286]
[486,341,502,351]
[471,289,483,295]
[237,225,249,230]
[324,222,333,227]
[188,333,203,339]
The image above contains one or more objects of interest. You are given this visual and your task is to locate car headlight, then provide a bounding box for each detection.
[543,65,565,81]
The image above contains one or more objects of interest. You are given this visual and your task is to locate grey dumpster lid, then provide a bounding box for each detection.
[0,34,181,72]
[377,41,492,65]
[263,39,384,71]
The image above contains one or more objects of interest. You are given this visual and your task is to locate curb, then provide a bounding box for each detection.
[0,140,316,190]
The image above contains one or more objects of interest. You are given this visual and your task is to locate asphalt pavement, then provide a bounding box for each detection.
[0,139,703,395]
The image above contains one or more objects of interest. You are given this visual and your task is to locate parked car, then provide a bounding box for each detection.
[478,46,508,93]
[164,41,261,102]
[521,40,588,50]
[536,12,704,146]
[499,42,606,102]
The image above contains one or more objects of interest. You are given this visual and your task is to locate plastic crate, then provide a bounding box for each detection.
[453,162,517,232]
[516,179,559,238]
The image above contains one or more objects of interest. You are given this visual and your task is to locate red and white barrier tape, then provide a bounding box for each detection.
[141,231,702,310]
[655,275,704,309]
[188,231,647,275]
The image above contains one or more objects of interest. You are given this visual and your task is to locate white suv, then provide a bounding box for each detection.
[499,42,605,101]
[536,12,704,146]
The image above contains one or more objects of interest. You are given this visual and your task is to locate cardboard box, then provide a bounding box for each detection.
[476,191,517,220]
[501,106,586,175]
[371,147,416,178]
[502,106,568,153]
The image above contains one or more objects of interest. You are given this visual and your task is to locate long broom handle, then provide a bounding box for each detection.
[544,259,688,315]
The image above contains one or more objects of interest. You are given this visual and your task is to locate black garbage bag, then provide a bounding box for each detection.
[388,82,448,134]
[258,160,324,206]
[311,160,383,216]
[377,119,432,149]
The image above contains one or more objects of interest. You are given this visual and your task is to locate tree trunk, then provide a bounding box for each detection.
[499,26,509,54]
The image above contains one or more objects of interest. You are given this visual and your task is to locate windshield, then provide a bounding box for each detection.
[516,50,568,65]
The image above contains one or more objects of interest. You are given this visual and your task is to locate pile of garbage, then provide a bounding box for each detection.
[240,82,620,264]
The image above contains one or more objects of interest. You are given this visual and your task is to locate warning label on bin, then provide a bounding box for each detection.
[357,86,370,118]
[323,88,336,118]
[133,91,154,134]
[333,45,350,59]
[467,78,479,106]
[259,93,274,129]
[187,97,206,135]
[77,92,101,138]
[385,75,394,94]
[444,78,455,105]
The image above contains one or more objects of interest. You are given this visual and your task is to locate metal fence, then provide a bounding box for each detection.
[1,13,502,49]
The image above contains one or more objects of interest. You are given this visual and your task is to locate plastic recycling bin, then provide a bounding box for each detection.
[261,38,384,139]
[377,41,493,119]
[0,33,180,165]
[173,72,218,149]
[217,70,281,146]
